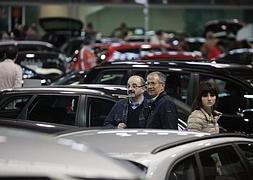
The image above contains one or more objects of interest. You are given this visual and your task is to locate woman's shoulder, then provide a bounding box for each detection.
[189,110,205,117]
[188,110,206,122]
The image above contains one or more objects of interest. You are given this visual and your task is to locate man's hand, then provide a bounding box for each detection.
[117,123,127,129]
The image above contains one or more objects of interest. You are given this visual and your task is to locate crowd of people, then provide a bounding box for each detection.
[0,46,221,133]
[1,19,252,134]
[1,23,41,41]
[104,72,221,134]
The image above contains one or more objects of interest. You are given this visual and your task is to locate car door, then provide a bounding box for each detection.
[168,154,200,180]
[236,142,253,173]
[25,94,80,126]
[0,94,33,119]
[85,95,116,127]
[198,144,252,180]
[168,143,253,180]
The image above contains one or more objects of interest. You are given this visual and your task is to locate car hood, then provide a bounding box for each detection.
[39,17,83,32]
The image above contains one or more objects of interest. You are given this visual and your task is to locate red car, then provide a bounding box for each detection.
[102,42,180,62]
[72,42,181,71]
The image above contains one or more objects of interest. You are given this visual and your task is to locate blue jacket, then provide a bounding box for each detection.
[104,98,150,128]
[146,91,178,129]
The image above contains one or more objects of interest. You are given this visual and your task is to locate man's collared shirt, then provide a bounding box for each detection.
[129,96,144,110]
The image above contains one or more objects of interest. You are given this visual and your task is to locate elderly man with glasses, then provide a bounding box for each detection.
[104,75,150,129]
[146,71,178,129]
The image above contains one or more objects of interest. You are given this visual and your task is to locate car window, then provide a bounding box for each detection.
[156,71,191,103]
[199,76,248,114]
[199,145,250,180]
[237,143,253,171]
[168,155,200,180]
[94,70,127,85]
[27,95,79,125]
[18,56,65,73]
[87,97,115,127]
[130,70,147,80]
[0,95,32,119]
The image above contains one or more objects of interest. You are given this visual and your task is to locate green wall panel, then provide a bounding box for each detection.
[184,9,243,36]
[86,7,184,36]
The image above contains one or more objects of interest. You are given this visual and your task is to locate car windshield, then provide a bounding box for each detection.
[19,57,64,72]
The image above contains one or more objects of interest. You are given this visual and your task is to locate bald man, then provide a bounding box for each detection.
[104,75,150,129]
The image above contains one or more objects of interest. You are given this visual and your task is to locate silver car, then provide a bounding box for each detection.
[0,127,143,180]
[58,129,253,180]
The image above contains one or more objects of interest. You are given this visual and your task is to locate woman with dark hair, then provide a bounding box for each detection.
[187,81,222,133]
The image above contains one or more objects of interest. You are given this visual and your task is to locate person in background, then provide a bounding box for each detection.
[83,22,97,42]
[104,75,149,128]
[146,71,178,129]
[72,39,97,71]
[201,31,223,59]
[112,22,129,40]
[187,81,222,134]
[0,46,22,90]
[150,30,167,45]
[25,23,41,40]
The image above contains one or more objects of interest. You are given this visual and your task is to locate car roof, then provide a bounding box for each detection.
[58,129,252,161]
[0,84,128,98]
[86,60,253,89]
[94,60,253,74]
[0,127,142,179]
[0,40,55,47]
[58,129,210,154]
[107,42,177,50]
[0,117,81,134]
[17,50,63,56]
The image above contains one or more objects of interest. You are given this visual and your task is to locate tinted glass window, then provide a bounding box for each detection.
[87,97,115,127]
[217,51,253,65]
[159,71,191,103]
[17,56,65,73]
[130,70,147,80]
[237,143,253,171]
[0,95,32,118]
[199,145,250,180]
[94,70,127,85]
[27,95,79,125]
[168,155,200,180]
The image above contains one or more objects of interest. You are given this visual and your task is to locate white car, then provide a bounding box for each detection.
[58,129,253,180]
[0,127,143,180]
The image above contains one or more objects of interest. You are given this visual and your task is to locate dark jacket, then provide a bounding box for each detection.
[146,91,178,129]
[104,98,150,128]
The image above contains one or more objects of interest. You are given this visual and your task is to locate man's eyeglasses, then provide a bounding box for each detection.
[127,84,145,89]
[146,81,163,86]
